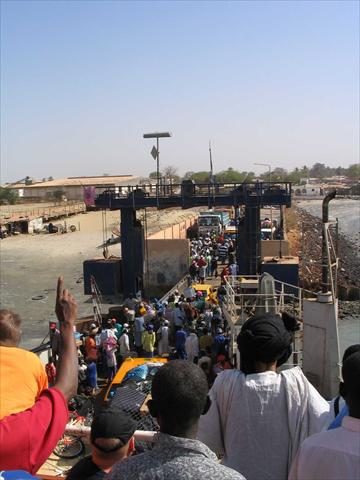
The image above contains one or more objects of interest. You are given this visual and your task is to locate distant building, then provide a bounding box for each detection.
[299,177,320,185]
[296,183,323,196]
[3,182,25,197]
[6,175,140,201]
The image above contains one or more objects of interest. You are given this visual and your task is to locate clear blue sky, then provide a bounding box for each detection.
[1,0,358,182]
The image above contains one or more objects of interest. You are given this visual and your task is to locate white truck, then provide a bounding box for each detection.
[197,210,230,236]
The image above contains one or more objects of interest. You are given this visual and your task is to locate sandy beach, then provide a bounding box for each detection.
[0,206,202,349]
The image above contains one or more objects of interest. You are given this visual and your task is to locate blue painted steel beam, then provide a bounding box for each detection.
[95,181,292,291]
[95,182,292,210]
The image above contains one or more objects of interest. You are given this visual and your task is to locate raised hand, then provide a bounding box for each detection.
[55,276,77,326]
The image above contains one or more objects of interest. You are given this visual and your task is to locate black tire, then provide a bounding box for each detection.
[53,434,85,459]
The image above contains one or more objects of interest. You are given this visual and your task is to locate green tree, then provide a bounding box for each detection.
[272,168,288,182]
[163,165,179,183]
[149,171,161,179]
[335,166,346,176]
[258,167,288,182]
[188,171,211,182]
[183,171,195,180]
[287,167,302,184]
[53,189,66,202]
[346,163,360,179]
[216,168,251,183]
[238,171,255,182]
[0,187,19,205]
[295,166,309,184]
[309,163,329,178]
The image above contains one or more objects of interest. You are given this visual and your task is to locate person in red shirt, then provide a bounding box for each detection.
[197,256,207,267]
[217,234,224,244]
[0,277,79,474]
[45,356,57,386]
[220,265,230,285]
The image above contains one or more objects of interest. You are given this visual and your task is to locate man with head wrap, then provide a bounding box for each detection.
[198,312,330,480]
[237,313,294,375]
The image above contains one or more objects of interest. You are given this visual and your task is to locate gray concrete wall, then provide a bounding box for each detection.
[146,239,189,294]
[23,186,84,200]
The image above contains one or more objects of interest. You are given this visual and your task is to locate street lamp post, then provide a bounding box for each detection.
[254,162,273,239]
[143,132,172,194]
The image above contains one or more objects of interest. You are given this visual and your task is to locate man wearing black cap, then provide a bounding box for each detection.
[198,312,330,480]
[67,408,136,480]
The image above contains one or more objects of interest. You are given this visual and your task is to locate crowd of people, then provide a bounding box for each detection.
[0,274,359,480]
[188,232,238,283]
[71,286,233,393]
[57,233,238,392]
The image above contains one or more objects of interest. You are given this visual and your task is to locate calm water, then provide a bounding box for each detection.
[299,199,360,351]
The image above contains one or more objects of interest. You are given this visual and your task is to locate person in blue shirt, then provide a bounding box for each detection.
[175,326,187,360]
[86,359,98,392]
[328,343,360,430]
[213,328,227,357]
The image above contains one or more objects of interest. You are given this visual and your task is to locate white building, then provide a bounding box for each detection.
[294,183,323,196]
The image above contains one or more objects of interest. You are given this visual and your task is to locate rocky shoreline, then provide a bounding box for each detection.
[290,207,360,301]
[338,300,360,320]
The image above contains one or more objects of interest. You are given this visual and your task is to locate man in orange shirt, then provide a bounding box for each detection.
[0,309,48,419]
[0,276,79,473]
[85,326,99,362]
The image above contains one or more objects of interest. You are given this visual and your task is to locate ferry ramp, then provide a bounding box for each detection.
[159,270,314,371]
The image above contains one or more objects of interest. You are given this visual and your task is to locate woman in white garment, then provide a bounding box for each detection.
[198,313,330,480]
[118,325,130,360]
[185,328,200,363]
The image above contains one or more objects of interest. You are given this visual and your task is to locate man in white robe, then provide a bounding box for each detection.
[157,320,169,356]
[289,351,360,480]
[185,329,199,363]
[198,313,330,480]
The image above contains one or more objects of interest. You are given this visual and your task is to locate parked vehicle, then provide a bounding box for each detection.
[224,225,237,241]
[198,210,230,236]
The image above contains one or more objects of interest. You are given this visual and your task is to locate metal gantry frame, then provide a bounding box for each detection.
[95,181,292,297]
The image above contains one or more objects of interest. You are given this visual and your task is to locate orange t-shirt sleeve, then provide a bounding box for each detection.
[0,347,49,419]
[37,363,49,396]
